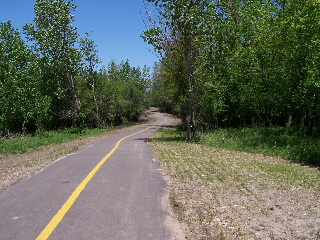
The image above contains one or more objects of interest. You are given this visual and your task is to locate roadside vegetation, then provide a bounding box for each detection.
[143,0,320,142]
[0,128,109,156]
[201,126,320,167]
[150,123,320,240]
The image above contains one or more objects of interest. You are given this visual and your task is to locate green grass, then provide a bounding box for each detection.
[151,126,320,190]
[201,126,320,167]
[155,124,320,166]
[0,127,110,156]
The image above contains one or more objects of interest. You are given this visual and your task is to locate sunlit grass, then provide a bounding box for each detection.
[152,126,320,190]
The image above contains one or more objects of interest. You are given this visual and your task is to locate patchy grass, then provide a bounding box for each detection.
[150,126,320,240]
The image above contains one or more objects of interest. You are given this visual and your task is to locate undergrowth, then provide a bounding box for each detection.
[201,126,320,167]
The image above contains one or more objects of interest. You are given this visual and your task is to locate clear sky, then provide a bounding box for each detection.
[0,0,159,70]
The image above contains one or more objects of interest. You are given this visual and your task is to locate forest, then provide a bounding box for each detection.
[0,0,150,135]
[143,0,320,142]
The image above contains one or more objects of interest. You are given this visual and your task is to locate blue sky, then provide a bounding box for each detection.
[0,0,159,70]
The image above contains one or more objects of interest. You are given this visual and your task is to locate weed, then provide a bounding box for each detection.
[236,227,246,237]
[219,231,228,240]
[198,210,205,222]
[269,232,279,240]
[216,173,227,183]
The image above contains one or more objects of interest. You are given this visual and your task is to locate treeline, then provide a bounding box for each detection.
[0,0,150,134]
[143,0,320,139]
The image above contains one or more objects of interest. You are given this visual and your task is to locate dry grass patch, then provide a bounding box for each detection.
[150,126,320,240]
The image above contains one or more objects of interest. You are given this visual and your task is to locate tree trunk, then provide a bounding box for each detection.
[91,77,100,124]
[69,73,81,118]
[185,35,196,141]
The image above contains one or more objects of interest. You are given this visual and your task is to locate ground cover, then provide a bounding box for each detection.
[201,127,320,167]
[150,122,320,240]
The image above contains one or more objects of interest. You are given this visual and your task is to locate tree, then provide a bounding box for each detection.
[0,20,51,133]
[144,0,320,136]
[142,0,214,140]
[79,32,101,126]
[274,0,320,134]
[24,0,82,127]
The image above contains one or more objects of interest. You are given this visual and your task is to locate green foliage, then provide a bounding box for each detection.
[1,0,150,134]
[143,0,216,140]
[202,126,320,167]
[0,21,51,132]
[78,32,101,126]
[144,0,320,140]
[76,60,150,128]
[24,0,82,126]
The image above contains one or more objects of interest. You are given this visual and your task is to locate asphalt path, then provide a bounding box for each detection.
[0,111,183,240]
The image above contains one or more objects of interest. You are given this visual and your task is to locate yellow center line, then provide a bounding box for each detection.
[36,116,167,240]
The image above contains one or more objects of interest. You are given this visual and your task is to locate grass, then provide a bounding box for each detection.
[200,126,320,167]
[150,125,320,239]
[0,127,110,156]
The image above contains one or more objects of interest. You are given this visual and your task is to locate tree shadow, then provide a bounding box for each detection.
[147,125,186,143]
[147,135,186,143]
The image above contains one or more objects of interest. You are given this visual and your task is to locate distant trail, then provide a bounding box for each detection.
[0,110,183,240]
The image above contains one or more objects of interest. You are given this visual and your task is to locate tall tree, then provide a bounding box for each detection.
[79,32,101,125]
[24,0,82,127]
[144,0,320,135]
[142,0,213,140]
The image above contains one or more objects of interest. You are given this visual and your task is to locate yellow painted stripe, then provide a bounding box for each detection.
[36,117,166,240]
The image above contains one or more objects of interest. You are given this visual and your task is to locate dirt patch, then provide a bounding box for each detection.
[0,136,102,190]
[150,115,320,240]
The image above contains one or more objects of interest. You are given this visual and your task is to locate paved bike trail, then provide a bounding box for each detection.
[0,112,183,240]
